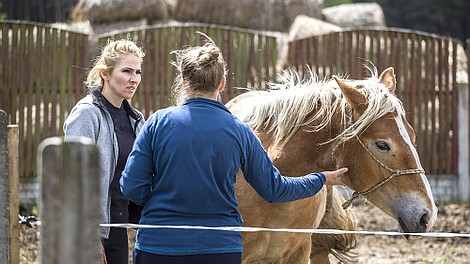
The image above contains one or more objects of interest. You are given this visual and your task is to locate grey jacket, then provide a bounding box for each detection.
[63,89,145,238]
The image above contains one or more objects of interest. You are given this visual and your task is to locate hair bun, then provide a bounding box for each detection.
[199,46,220,67]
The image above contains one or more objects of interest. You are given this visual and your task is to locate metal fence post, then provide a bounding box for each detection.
[38,137,101,264]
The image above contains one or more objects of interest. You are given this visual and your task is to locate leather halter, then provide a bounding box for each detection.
[341,135,425,209]
[336,109,425,209]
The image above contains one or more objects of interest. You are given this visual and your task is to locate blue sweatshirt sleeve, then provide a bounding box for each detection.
[120,118,155,205]
[240,128,326,204]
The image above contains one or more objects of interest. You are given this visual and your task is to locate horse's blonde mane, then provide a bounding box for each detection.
[240,67,406,146]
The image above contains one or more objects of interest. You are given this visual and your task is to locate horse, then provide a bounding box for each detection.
[226,66,438,263]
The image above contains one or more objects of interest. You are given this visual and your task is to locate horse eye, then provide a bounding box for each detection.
[375,141,390,152]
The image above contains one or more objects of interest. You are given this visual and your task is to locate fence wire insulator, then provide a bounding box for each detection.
[19,215,39,228]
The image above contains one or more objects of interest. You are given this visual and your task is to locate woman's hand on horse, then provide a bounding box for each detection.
[323,167,348,186]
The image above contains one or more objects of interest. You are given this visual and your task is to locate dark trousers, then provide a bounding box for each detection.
[133,249,242,264]
[101,227,129,264]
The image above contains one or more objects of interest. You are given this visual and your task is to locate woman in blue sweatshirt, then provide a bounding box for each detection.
[120,37,347,264]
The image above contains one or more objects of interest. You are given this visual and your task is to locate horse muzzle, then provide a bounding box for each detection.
[397,207,432,240]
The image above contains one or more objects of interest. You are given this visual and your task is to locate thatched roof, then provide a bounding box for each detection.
[174,0,323,32]
[71,0,176,24]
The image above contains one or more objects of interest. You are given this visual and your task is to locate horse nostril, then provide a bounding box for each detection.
[419,209,430,231]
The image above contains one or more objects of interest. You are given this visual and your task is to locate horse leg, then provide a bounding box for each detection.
[310,186,358,263]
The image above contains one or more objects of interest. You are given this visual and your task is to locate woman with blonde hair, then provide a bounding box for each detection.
[64,39,146,264]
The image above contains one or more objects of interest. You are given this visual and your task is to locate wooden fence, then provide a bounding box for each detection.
[288,29,461,177]
[0,21,468,199]
[98,24,279,117]
[0,21,89,178]
[0,21,279,178]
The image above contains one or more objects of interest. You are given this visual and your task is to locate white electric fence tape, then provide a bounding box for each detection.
[101,223,470,238]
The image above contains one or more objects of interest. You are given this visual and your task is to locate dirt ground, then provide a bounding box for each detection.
[336,202,470,264]
[20,203,469,263]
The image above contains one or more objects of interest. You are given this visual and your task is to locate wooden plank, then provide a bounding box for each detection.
[43,27,51,137]
[17,23,28,177]
[34,25,44,178]
[421,37,431,170]
[336,31,344,73]
[430,38,437,173]
[375,30,382,68]
[167,26,177,106]
[67,32,84,126]
[1,24,10,119]
[25,24,34,178]
[451,41,458,173]
[390,31,401,97]
[237,32,246,89]
[50,28,59,136]
[345,31,353,77]
[156,28,165,109]
[352,31,360,78]
[444,39,452,173]
[224,29,234,98]
[248,33,255,87]
[58,31,67,136]
[306,37,313,74]
[437,38,444,173]
[10,23,18,124]
[67,33,75,116]
[143,29,153,116]
[416,35,424,163]
[409,33,416,134]
[325,33,333,77]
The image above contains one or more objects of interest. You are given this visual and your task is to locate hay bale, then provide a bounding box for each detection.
[289,15,342,41]
[71,0,177,24]
[174,0,323,32]
[322,3,386,28]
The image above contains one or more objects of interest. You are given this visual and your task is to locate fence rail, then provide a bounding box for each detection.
[0,22,467,196]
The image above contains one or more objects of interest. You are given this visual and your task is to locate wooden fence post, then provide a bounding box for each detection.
[38,137,101,264]
[0,110,9,264]
[0,111,18,264]
[8,124,19,264]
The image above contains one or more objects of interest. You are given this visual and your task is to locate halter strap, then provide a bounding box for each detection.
[341,135,425,209]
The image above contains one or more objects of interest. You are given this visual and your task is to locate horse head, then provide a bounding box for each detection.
[332,67,438,234]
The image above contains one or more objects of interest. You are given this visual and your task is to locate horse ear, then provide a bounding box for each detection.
[333,76,367,113]
[379,67,397,93]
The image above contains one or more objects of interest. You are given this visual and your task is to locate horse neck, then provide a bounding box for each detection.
[259,109,345,176]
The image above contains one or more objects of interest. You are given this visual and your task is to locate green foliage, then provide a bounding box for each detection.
[20,202,38,217]
[324,0,351,8]
[325,0,470,46]
[0,3,7,20]
[376,0,470,45]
